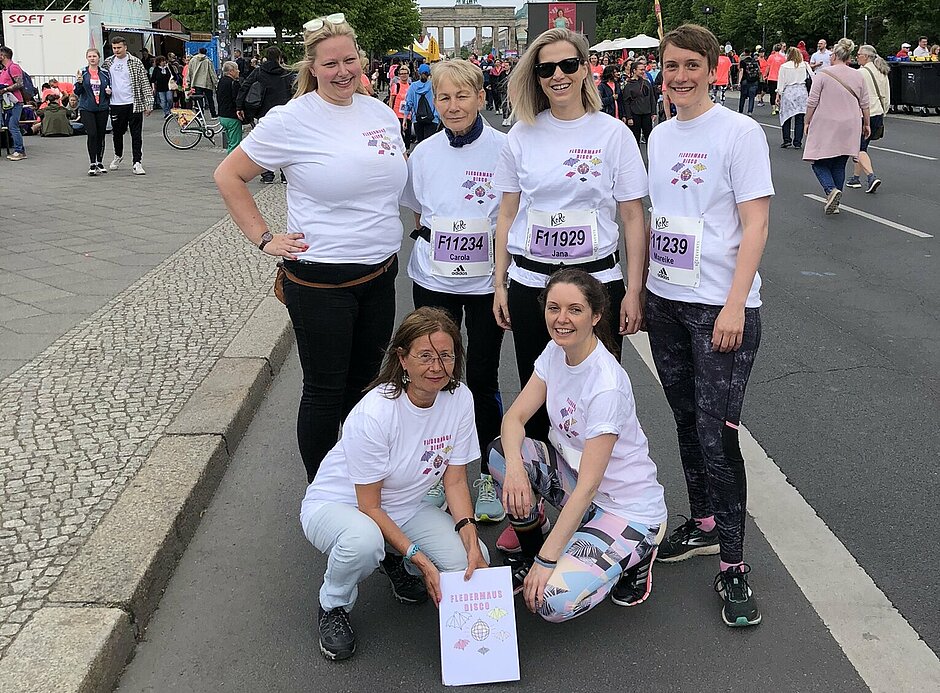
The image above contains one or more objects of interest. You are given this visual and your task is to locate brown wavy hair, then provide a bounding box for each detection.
[368,307,466,399]
[539,268,619,358]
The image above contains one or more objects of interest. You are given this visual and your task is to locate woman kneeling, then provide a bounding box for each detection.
[301,307,489,660]
[488,269,667,622]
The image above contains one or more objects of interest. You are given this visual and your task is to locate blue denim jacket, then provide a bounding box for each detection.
[74,67,112,112]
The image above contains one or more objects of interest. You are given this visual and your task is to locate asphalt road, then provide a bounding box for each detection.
[116,107,937,691]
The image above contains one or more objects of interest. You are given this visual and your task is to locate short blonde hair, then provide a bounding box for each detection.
[431,59,483,93]
[508,28,601,125]
[294,17,366,99]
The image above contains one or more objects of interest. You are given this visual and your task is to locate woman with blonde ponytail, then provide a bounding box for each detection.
[214,13,408,485]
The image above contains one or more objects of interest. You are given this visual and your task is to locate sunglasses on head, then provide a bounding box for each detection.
[303,12,345,32]
[534,57,582,79]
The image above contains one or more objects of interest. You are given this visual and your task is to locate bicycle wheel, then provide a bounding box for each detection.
[163,116,203,150]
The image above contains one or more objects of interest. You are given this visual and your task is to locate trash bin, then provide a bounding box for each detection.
[887,62,903,112]
[896,62,940,112]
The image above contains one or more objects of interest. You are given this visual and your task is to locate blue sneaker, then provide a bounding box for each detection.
[423,480,447,510]
[473,474,505,523]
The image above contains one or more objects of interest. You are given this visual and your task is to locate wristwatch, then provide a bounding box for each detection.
[258,231,273,251]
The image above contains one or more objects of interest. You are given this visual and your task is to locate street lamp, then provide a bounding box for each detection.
[757,3,766,48]
[843,0,848,38]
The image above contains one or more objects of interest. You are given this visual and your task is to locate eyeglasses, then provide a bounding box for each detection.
[534,57,582,79]
[409,352,456,366]
[303,12,345,32]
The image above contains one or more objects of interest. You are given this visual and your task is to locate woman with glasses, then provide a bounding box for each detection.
[490,26,648,556]
[301,307,489,660]
[215,14,407,484]
[401,60,508,524]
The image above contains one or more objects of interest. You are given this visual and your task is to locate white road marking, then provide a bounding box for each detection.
[626,332,940,693]
[803,194,933,238]
[759,123,938,160]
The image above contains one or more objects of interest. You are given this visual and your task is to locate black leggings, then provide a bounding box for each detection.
[412,283,504,469]
[507,277,625,442]
[645,291,761,564]
[281,256,398,482]
[80,110,109,164]
[629,113,653,143]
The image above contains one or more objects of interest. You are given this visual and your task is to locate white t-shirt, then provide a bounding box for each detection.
[301,384,479,526]
[401,125,507,295]
[108,56,133,106]
[533,340,666,524]
[810,50,832,72]
[912,46,930,57]
[646,104,774,308]
[492,110,648,288]
[241,91,407,264]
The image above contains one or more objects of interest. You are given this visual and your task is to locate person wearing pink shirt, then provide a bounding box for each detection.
[765,44,787,114]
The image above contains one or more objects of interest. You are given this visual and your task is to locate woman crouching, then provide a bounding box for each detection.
[300,307,489,660]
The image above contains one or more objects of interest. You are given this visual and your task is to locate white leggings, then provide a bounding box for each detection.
[301,502,490,611]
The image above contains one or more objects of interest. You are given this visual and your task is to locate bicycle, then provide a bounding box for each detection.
[163,94,223,150]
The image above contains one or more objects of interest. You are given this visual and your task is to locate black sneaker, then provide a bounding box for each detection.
[714,564,762,627]
[506,555,533,595]
[318,606,356,660]
[610,549,657,607]
[656,516,720,563]
[378,553,428,604]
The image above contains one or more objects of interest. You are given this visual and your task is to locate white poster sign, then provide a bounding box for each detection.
[438,566,520,687]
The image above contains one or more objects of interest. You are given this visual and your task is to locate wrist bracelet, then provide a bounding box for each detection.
[405,543,421,562]
[454,517,477,533]
[534,554,557,569]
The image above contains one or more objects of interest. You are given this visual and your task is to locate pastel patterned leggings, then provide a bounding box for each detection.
[486,438,662,622]
[645,292,761,564]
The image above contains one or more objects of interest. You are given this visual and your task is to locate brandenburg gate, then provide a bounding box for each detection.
[420,0,519,56]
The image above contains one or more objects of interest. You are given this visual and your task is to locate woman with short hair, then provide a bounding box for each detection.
[847,45,889,194]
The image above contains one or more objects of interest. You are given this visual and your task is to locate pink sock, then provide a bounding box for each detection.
[720,560,743,572]
[694,516,716,532]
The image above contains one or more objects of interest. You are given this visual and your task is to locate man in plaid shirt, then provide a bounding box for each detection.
[103,35,154,175]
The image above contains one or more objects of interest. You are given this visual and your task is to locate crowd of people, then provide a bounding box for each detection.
[215,16,776,663]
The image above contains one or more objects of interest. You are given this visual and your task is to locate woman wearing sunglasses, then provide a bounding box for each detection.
[491,27,648,483]
[300,308,489,660]
[215,14,407,484]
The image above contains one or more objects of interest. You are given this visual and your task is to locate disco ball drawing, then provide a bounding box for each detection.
[470,619,490,641]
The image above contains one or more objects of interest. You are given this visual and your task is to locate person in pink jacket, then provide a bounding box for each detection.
[802,38,870,216]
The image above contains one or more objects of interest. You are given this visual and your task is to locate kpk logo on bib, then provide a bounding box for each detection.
[421,434,454,476]
[363,128,400,156]
[563,148,603,183]
[669,151,708,189]
[461,169,497,205]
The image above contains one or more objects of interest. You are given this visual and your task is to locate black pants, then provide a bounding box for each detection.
[109,104,143,164]
[413,120,437,144]
[628,113,653,143]
[282,256,399,482]
[194,87,217,117]
[80,110,109,164]
[645,291,761,565]
[412,283,504,470]
[782,113,804,147]
[507,277,625,443]
[399,118,413,149]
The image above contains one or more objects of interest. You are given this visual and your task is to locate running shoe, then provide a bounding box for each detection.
[473,474,505,523]
[378,553,428,604]
[495,507,551,554]
[714,563,762,627]
[780,142,791,149]
[506,554,533,595]
[318,606,356,660]
[865,176,882,194]
[656,516,720,563]
[109,155,122,170]
[132,162,146,175]
[7,152,26,161]
[96,163,108,174]
[610,548,657,607]
[846,176,862,188]
[87,165,98,176]
[824,188,842,215]
[423,479,447,511]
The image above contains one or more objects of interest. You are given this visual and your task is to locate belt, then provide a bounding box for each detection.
[512,250,620,276]
[410,226,432,243]
[278,255,395,289]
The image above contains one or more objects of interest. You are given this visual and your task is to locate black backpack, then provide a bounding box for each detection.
[245,80,266,111]
[742,57,760,83]
[415,92,434,123]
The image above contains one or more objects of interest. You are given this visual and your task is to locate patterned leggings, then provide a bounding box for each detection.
[645,292,761,564]
[486,438,662,622]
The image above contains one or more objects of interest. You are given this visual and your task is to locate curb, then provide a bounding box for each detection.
[0,296,294,693]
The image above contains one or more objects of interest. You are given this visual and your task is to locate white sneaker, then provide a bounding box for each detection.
[501,118,510,127]
[132,162,146,175]
[87,165,98,177]
[109,156,123,170]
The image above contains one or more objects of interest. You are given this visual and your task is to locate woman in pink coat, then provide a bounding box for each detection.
[802,38,870,215]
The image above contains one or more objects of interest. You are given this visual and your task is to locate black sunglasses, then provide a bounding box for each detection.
[534,57,582,79]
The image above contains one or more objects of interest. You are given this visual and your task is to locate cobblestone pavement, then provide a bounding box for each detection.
[0,119,231,379]
[0,162,285,656]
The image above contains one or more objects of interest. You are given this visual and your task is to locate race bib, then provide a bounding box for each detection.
[524,209,599,264]
[649,212,703,287]
[428,217,493,278]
